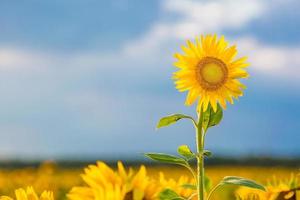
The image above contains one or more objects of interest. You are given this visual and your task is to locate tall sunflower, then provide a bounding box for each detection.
[173,34,249,112]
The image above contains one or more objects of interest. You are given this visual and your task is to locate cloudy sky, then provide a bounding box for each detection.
[0,0,299,160]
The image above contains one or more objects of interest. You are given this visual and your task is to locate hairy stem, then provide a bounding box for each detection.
[196,111,205,200]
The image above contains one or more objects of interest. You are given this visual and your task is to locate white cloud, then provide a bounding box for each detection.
[122,0,300,81]
[0,0,299,81]
[237,37,300,79]
[123,0,265,56]
[0,48,57,72]
[163,0,264,38]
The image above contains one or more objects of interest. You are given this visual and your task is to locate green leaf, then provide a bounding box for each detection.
[205,175,212,192]
[181,178,211,192]
[208,105,223,127]
[157,114,194,129]
[219,176,266,191]
[202,104,223,132]
[203,150,212,157]
[181,184,197,190]
[159,189,184,200]
[145,153,187,166]
[177,145,195,159]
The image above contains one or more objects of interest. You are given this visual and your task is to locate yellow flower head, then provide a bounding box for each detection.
[0,187,54,200]
[236,174,300,200]
[266,174,300,200]
[67,161,161,200]
[68,161,199,200]
[159,173,196,200]
[235,187,266,200]
[173,34,249,112]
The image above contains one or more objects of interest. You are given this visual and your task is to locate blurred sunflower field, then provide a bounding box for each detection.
[0,161,299,200]
[1,1,300,200]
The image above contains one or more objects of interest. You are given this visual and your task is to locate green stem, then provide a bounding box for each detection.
[196,111,205,200]
[185,164,197,184]
[206,184,221,200]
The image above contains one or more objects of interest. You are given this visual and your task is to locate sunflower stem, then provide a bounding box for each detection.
[196,110,205,200]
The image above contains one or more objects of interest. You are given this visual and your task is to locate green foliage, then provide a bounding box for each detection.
[203,150,212,157]
[177,145,195,159]
[156,114,195,129]
[205,175,212,192]
[159,189,185,200]
[202,104,223,132]
[181,183,197,190]
[180,177,211,192]
[144,153,187,166]
[219,176,266,191]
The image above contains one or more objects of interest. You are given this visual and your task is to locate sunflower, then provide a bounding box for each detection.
[236,174,300,200]
[67,161,161,200]
[235,187,267,200]
[158,173,196,200]
[0,187,54,200]
[266,174,300,200]
[173,34,249,112]
[68,161,198,200]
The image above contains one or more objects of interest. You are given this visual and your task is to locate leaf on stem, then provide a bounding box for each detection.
[181,184,197,190]
[202,104,223,132]
[157,114,195,129]
[205,175,212,192]
[177,145,195,159]
[159,189,185,200]
[203,150,212,157]
[219,176,266,191]
[145,153,187,166]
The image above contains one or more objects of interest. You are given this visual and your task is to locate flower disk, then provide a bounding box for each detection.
[173,34,249,112]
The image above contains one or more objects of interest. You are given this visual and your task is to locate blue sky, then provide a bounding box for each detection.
[0,0,299,160]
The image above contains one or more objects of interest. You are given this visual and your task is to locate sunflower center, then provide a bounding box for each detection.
[196,57,228,90]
